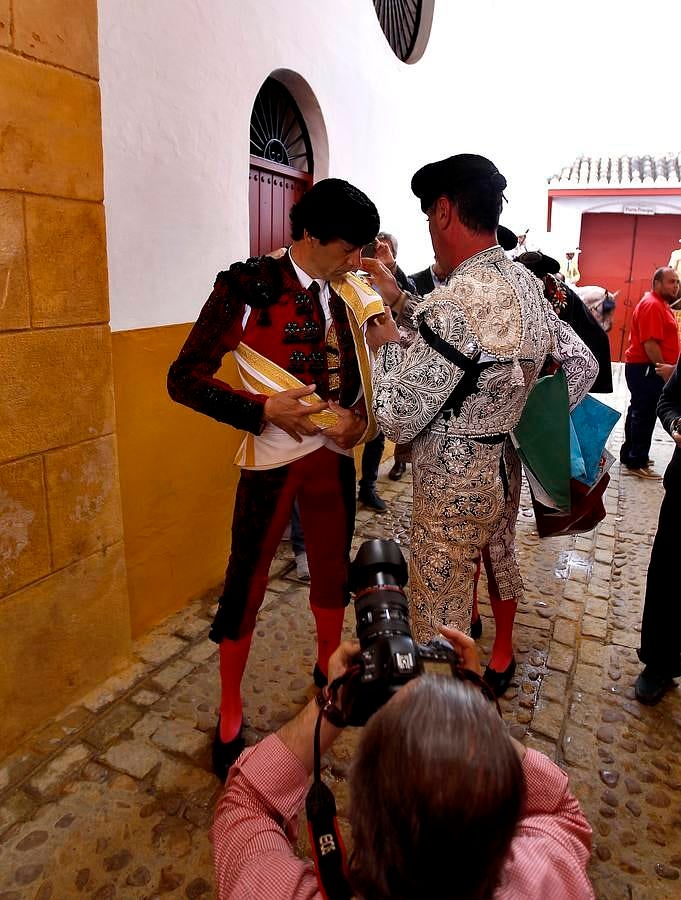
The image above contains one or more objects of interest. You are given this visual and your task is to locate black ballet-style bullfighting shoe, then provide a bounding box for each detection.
[313,663,328,689]
[212,717,245,783]
[483,657,516,699]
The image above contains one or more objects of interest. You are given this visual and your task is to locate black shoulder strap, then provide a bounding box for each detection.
[418,320,501,418]
[419,320,481,370]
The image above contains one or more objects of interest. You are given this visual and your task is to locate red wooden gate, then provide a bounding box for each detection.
[249,156,312,257]
[578,212,681,361]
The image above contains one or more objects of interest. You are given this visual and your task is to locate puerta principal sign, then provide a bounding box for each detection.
[622,204,656,216]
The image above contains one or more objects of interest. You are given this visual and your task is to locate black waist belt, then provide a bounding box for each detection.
[474,433,507,445]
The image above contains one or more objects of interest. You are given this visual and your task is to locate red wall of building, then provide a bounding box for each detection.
[578,212,681,361]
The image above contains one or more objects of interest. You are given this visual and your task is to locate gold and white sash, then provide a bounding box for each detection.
[234,273,383,470]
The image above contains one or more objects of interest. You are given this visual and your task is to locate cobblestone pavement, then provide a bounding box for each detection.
[2,366,681,899]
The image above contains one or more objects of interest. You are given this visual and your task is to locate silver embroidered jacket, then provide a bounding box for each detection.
[372,246,598,442]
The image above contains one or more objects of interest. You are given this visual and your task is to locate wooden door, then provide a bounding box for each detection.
[578,212,681,361]
[249,156,312,257]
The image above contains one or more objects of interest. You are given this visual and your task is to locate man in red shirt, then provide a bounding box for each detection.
[620,267,680,477]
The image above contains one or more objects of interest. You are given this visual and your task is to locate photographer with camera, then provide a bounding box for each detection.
[211,541,593,899]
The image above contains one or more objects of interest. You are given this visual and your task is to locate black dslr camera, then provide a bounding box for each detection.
[341,539,460,725]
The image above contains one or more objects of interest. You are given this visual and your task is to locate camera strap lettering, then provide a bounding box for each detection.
[306,676,353,900]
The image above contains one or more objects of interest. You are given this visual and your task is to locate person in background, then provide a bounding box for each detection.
[620,267,680,479]
[289,501,309,580]
[634,355,681,704]
[667,238,681,278]
[561,249,581,285]
[409,257,451,296]
[357,232,413,510]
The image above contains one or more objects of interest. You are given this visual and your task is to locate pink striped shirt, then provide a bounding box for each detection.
[212,735,594,899]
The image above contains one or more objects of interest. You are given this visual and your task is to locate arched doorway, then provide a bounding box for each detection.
[248,77,314,257]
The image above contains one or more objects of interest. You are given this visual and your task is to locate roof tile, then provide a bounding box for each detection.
[548,154,681,187]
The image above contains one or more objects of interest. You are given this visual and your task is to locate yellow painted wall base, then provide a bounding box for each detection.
[112,325,243,637]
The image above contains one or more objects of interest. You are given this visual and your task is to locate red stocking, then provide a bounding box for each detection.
[488,591,518,672]
[218,633,253,742]
[311,605,346,677]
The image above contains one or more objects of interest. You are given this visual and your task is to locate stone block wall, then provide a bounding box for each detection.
[0,0,132,755]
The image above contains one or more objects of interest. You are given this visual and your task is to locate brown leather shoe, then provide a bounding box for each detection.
[625,467,661,480]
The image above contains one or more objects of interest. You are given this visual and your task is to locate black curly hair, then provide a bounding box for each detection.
[290,178,380,248]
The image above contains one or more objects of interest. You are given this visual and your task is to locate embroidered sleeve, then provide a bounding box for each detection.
[167,266,271,435]
[658,357,681,434]
[372,298,472,443]
[547,306,598,410]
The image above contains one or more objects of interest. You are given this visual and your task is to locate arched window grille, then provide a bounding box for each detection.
[372,0,424,62]
[249,78,313,174]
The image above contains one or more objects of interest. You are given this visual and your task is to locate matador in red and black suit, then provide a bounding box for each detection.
[168,178,382,779]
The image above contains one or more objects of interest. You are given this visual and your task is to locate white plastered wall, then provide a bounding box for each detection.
[98,0,681,332]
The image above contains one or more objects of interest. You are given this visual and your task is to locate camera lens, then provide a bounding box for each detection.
[349,539,408,592]
[350,539,411,649]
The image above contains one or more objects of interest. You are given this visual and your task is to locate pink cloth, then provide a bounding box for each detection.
[212,735,594,899]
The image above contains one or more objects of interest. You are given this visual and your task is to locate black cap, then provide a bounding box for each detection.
[411,153,507,212]
[497,225,518,251]
[516,251,561,278]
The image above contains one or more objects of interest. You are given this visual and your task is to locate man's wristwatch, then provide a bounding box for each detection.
[671,416,681,435]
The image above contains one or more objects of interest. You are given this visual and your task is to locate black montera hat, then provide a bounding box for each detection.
[411,154,507,212]
[497,225,518,252]
[516,251,561,277]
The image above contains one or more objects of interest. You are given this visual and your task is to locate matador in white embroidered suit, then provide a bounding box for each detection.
[372,246,597,642]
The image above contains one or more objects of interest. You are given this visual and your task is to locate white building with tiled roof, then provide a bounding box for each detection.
[547,154,681,361]
[550,154,681,189]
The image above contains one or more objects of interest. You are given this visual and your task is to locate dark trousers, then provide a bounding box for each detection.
[290,500,305,556]
[359,431,385,491]
[638,448,681,676]
[209,447,356,642]
[620,363,664,469]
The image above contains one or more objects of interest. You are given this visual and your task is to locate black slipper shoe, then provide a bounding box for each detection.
[212,716,245,783]
[483,657,516,698]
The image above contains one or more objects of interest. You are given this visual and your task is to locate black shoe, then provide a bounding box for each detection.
[358,488,387,512]
[634,667,676,705]
[313,663,328,688]
[483,657,516,698]
[212,717,245,783]
[388,461,407,481]
[470,616,482,640]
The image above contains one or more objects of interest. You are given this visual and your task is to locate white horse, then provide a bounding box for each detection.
[574,286,619,332]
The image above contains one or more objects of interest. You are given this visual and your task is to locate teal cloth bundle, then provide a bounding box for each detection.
[513,370,620,516]
[570,394,621,485]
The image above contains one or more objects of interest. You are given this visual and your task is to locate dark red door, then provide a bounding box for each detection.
[578,212,681,361]
[249,156,312,257]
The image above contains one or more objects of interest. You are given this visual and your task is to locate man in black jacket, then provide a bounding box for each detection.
[635,355,681,704]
